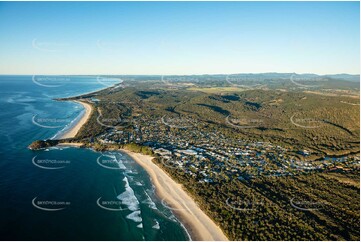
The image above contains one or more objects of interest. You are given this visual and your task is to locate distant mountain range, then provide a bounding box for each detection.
[323,74,360,82]
[2,73,360,82]
[220,73,360,82]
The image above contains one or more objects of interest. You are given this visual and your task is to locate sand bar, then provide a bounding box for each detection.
[60,100,93,139]
[121,149,229,241]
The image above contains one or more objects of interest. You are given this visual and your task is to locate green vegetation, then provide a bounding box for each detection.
[122,143,153,155]
[28,139,59,150]
[187,86,246,93]
[160,165,359,240]
[32,75,360,240]
[76,87,359,158]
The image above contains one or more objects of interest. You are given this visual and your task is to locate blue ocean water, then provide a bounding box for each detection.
[0,76,190,240]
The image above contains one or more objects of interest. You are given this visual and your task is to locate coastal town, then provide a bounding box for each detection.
[27,83,360,241]
[91,102,359,183]
[3,0,360,240]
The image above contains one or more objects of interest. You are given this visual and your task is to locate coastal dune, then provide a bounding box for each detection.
[60,100,93,139]
[122,150,229,241]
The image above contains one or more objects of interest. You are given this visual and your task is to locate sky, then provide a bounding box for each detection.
[0,1,359,75]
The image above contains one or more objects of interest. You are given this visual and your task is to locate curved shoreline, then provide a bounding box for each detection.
[121,149,229,241]
[57,99,228,240]
[59,100,93,139]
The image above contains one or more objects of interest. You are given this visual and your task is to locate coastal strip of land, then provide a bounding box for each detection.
[60,100,93,139]
[121,149,229,241]
[56,98,228,240]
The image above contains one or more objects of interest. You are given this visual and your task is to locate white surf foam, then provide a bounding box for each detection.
[152,220,160,230]
[117,177,139,211]
[143,190,157,210]
[103,153,127,169]
[117,161,126,170]
[135,181,143,186]
[126,210,142,223]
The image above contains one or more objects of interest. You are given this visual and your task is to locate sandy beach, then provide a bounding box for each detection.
[57,99,228,240]
[121,149,229,241]
[60,100,93,139]
[57,142,84,147]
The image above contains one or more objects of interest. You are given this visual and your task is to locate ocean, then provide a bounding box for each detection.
[0,75,190,240]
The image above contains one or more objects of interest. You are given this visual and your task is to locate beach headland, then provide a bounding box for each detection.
[122,149,229,241]
[30,90,228,241]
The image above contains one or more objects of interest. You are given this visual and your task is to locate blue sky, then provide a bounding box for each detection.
[0,1,359,75]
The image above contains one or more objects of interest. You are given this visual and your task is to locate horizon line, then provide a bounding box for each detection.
[0,72,359,76]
